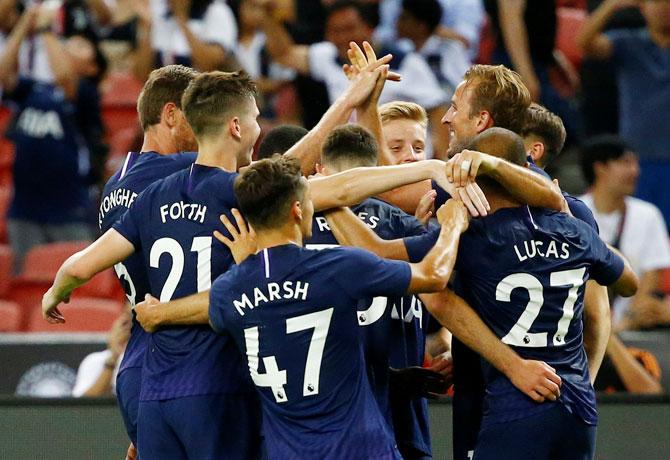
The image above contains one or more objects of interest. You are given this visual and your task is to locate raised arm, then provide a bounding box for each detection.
[284,50,394,176]
[0,6,35,91]
[259,2,310,75]
[406,201,469,293]
[449,149,565,211]
[582,281,612,383]
[496,0,540,100]
[420,288,562,402]
[42,230,135,323]
[172,1,228,72]
[577,0,630,60]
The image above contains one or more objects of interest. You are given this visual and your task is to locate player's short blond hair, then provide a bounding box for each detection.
[379,101,428,130]
[463,64,531,134]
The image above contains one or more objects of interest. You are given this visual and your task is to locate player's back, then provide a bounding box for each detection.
[113,163,252,401]
[210,244,408,460]
[99,151,195,372]
[455,206,623,427]
[308,198,431,454]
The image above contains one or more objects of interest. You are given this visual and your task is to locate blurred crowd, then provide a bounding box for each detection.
[0,0,669,390]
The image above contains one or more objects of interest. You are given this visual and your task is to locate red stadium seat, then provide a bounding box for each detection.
[101,72,142,142]
[26,297,123,332]
[556,7,587,70]
[0,244,13,297]
[20,241,91,280]
[660,267,670,295]
[0,138,13,187]
[0,300,21,332]
[0,185,11,244]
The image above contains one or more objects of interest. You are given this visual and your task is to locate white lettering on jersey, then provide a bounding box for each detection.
[315,212,380,234]
[514,239,571,262]
[98,188,138,228]
[233,281,310,316]
[17,108,64,139]
[159,201,207,224]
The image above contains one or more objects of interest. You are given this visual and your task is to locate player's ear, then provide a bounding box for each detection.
[292,200,303,222]
[476,111,493,133]
[162,102,178,128]
[230,117,242,140]
[529,141,545,164]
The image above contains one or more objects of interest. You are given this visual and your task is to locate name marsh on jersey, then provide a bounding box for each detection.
[233,281,310,315]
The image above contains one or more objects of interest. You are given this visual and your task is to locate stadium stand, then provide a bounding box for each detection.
[26,297,123,333]
[0,300,21,332]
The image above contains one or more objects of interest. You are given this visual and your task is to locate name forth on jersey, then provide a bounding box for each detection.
[233,281,310,316]
[159,201,207,224]
[514,239,570,262]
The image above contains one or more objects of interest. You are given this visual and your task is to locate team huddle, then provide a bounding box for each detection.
[41,42,638,460]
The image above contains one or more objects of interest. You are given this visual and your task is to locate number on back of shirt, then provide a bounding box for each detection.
[496,268,585,347]
[244,308,334,403]
[149,236,212,301]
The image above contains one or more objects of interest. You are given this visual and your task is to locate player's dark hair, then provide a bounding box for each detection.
[321,124,378,169]
[580,135,632,185]
[257,125,309,160]
[326,0,378,28]
[137,65,198,131]
[521,103,566,168]
[402,0,443,34]
[181,70,257,138]
[234,156,306,230]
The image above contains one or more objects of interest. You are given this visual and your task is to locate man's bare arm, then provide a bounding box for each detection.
[259,4,310,74]
[421,288,562,402]
[42,230,135,323]
[135,292,210,332]
[583,281,611,383]
[449,150,565,211]
[606,334,663,394]
[577,0,625,60]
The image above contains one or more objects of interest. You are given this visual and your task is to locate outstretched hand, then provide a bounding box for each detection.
[214,209,257,264]
[341,41,397,109]
[42,287,69,324]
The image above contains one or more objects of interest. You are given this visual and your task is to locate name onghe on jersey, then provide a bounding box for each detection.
[233,281,310,316]
[160,201,207,224]
[98,188,138,228]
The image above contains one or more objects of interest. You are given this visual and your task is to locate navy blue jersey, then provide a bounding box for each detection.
[209,244,412,459]
[99,151,196,373]
[5,78,92,223]
[411,206,623,427]
[113,164,253,401]
[307,198,432,455]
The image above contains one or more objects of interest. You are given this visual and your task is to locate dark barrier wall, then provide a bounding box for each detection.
[1,397,669,460]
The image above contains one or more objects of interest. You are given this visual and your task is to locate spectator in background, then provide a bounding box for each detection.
[594,333,663,394]
[0,0,111,82]
[579,135,670,331]
[234,0,298,123]
[579,0,645,137]
[485,0,581,144]
[261,0,451,158]
[376,0,485,60]
[578,0,670,230]
[72,311,131,397]
[132,0,237,81]
[256,124,307,160]
[396,0,471,99]
[0,6,106,273]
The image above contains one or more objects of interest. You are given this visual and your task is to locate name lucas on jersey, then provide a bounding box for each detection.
[233,281,310,316]
[514,239,570,262]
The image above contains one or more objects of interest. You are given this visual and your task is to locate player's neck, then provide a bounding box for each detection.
[255,226,303,253]
[141,128,178,155]
[480,184,521,213]
[195,140,238,172]
[591,185,625,214]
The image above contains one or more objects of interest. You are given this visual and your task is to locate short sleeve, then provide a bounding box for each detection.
[566,195,600,235]
[397,53,448,109]
[336,247,411,299]
[588,229,625,286]
[403,226,440,263]
[112,188,151,250]
[72,350,116,397]
[638,205,670,272]
[202,1,238,51]
[308,42,338,82]
[394,211,427,238]
[209,273,233,334]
